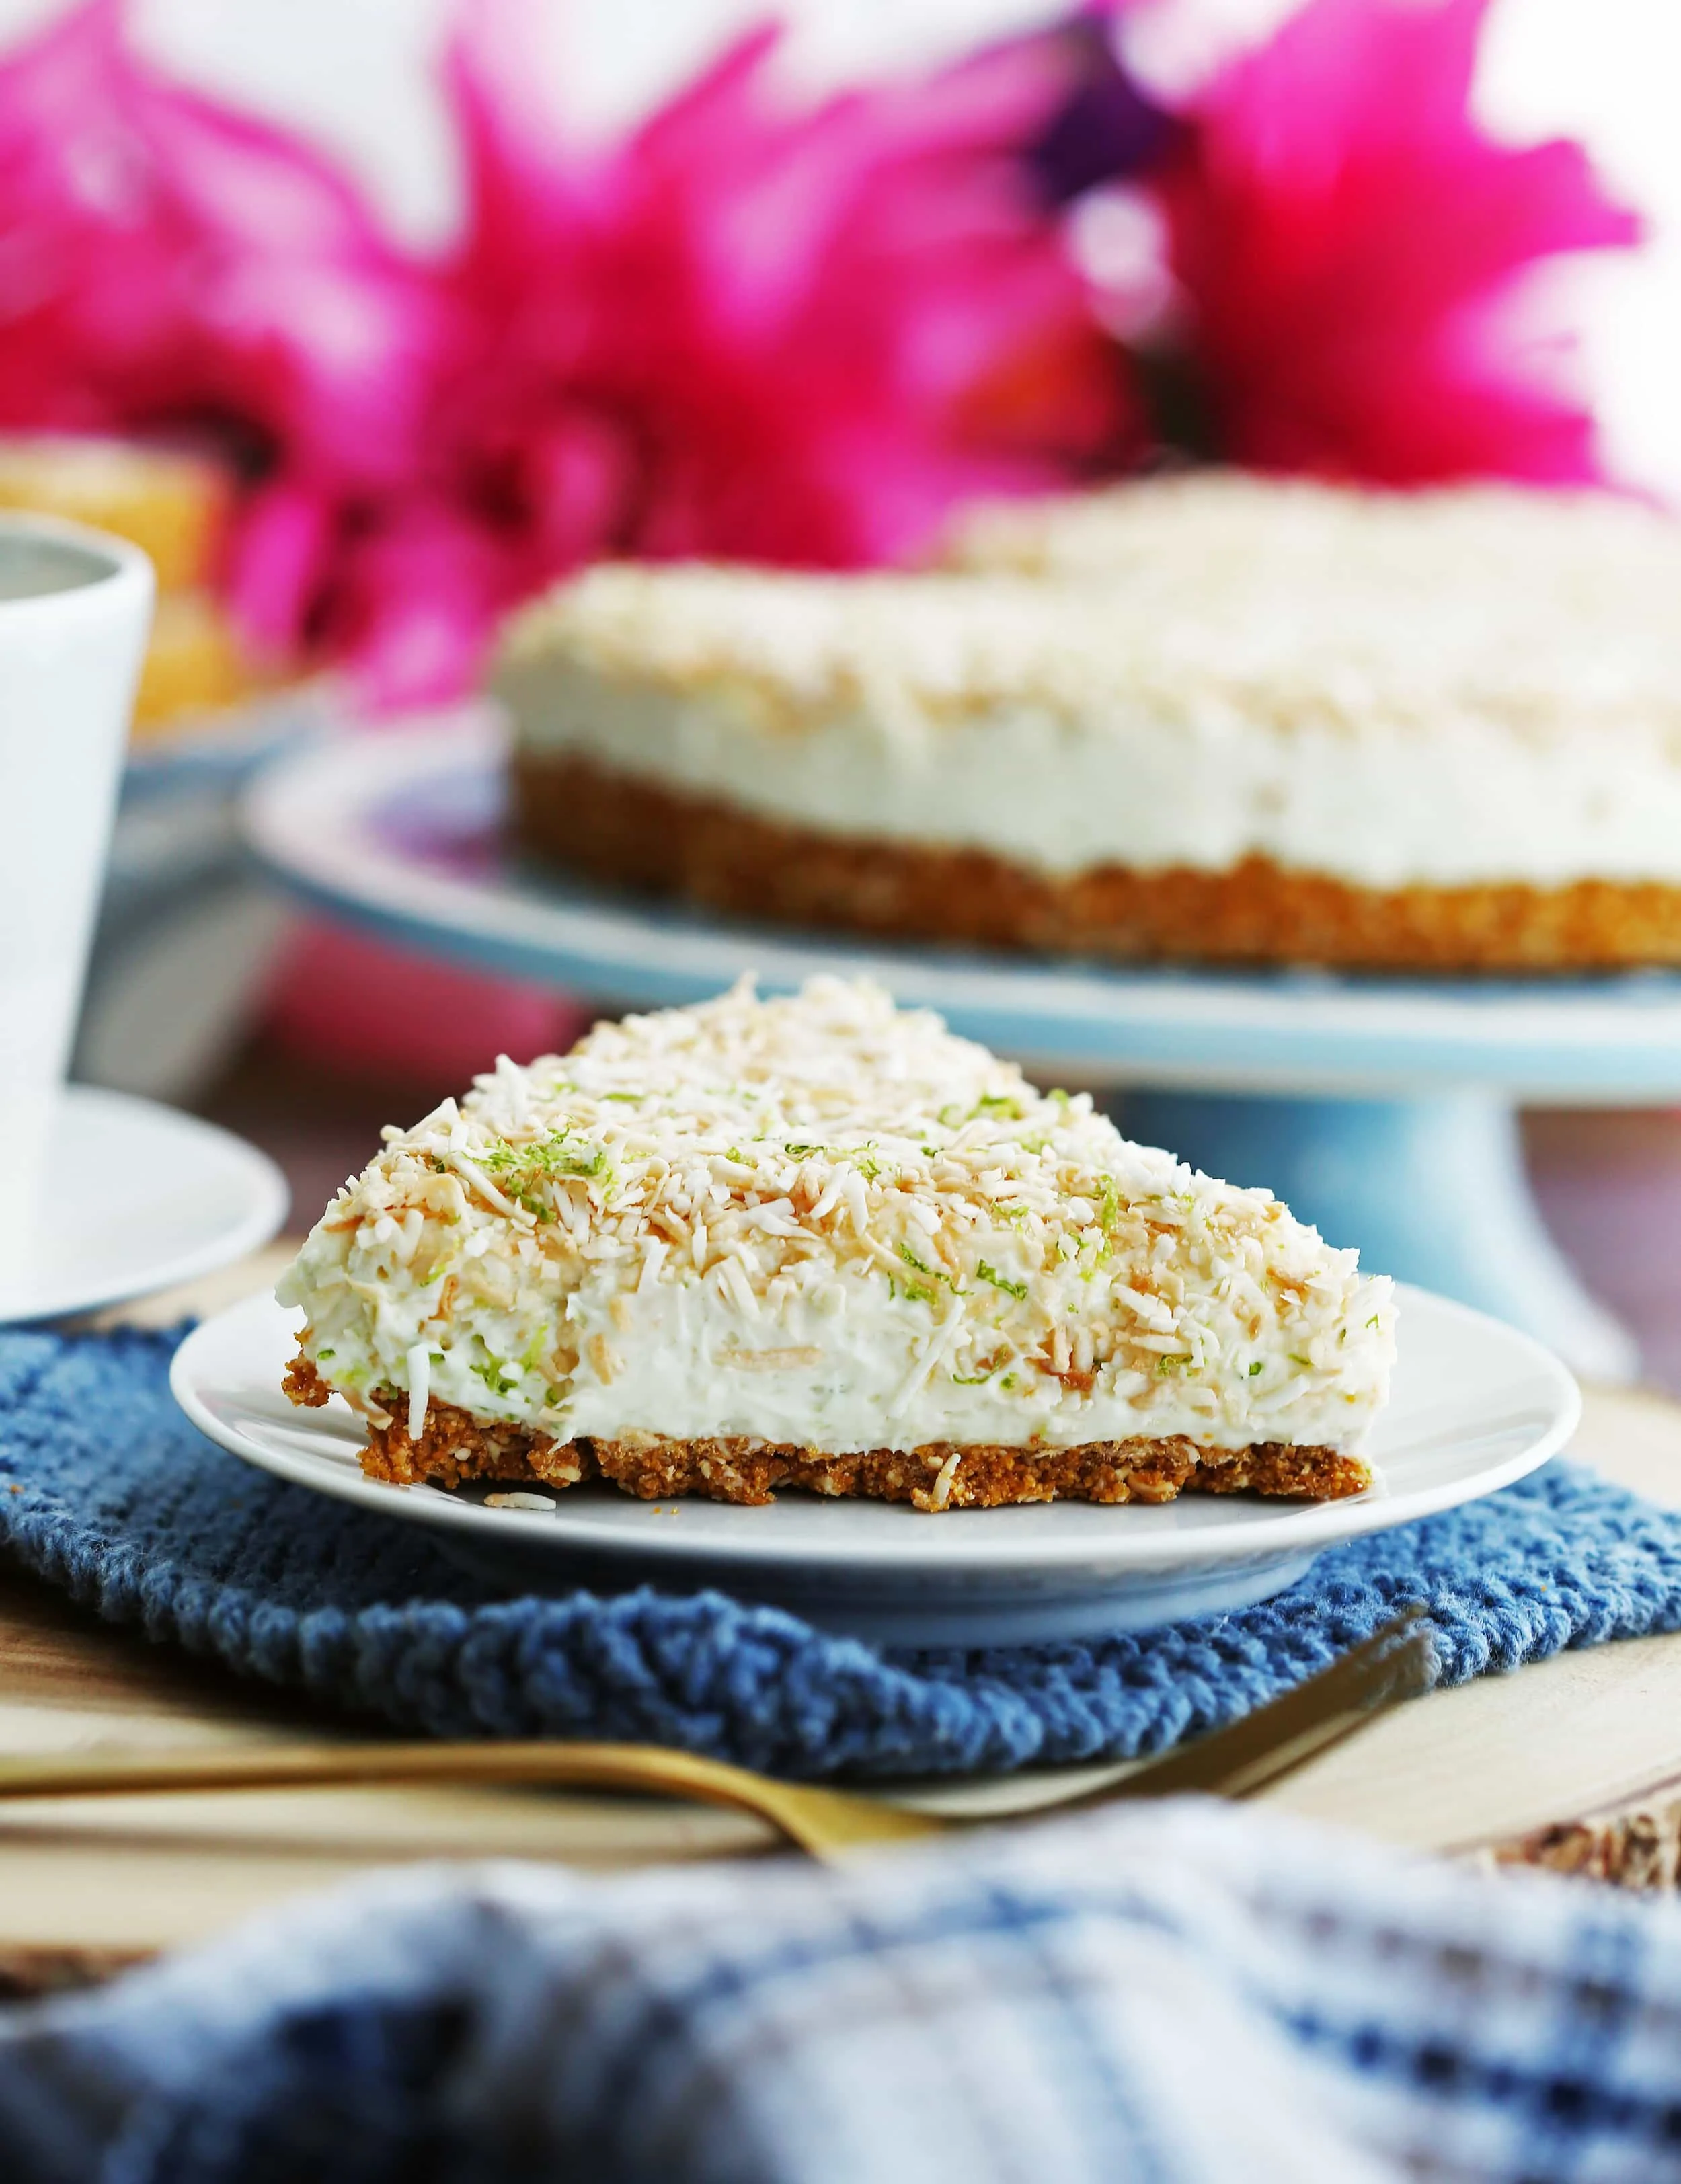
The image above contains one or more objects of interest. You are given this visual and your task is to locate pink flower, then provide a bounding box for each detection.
[1154,0,1640,483]
[297,15,1125,699]
[0,1,443,544]
[0,1,1120,701]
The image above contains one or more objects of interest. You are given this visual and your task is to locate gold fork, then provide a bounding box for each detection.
[0,1613,1432,1859]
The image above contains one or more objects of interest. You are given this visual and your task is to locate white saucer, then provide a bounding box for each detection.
[0,1087,290,1324]
[171,1284,1578,1646]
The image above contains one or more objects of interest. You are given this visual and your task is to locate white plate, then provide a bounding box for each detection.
[172,1284,1579,1646]
[0,1087,289,1324]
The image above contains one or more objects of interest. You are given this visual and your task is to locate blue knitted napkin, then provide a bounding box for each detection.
[4,1323,1681,1781]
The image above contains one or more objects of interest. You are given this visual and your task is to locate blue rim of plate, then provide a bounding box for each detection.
[243,713,1681,1098]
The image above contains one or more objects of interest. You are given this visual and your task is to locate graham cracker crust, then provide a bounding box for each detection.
[284,1353,1370,1511]
[512,750,1681,972]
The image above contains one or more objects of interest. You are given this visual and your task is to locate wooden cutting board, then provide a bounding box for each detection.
[3,1248,1680,1965]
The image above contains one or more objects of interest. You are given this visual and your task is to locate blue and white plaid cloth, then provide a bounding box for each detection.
[4,1799,1681,2183]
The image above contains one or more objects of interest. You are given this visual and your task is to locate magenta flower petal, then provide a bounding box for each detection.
[0,1,444,479]
[224,478,335,657]
[331,499,513,709]
[1155,0,1640,483]
[434,12,1128,585]
[0,0,1123,692]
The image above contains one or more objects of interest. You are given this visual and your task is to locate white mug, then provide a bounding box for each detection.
[0,516,154,1260]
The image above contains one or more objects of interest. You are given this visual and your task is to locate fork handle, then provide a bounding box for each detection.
[0,1740,941,1858]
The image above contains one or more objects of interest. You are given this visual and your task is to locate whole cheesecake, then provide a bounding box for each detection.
[496,477,1681,972]
[279,978,1393,1509]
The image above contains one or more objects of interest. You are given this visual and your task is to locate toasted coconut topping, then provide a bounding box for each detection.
[278,978,1395,1456]
[501,481,1681,748]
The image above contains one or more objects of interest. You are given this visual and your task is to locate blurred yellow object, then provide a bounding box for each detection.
[131,591,256,732]
[0,434,231,593]
[0,433,273,732]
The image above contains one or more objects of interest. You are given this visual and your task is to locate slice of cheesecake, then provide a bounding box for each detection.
[278,980,1394,1510]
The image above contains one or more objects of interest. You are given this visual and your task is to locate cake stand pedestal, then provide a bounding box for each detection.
[244,714,1681,1383]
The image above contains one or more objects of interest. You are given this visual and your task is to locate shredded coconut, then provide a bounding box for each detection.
[278,978,1395,1456]
[404,1343,431,1442]
[499,481,1681,750]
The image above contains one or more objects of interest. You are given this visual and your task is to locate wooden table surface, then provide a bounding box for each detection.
[5,1248,1681,1963]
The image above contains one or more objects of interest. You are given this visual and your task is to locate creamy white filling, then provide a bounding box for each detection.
[282,1214,1393,1458]
[502,660,1681,892]
[566,1292,1380,1454]
[290,1272,1389,1457]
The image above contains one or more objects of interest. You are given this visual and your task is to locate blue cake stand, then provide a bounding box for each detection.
[245,713,1681,1382]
